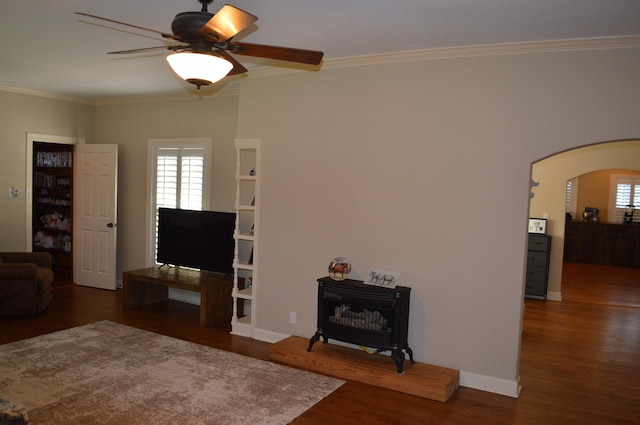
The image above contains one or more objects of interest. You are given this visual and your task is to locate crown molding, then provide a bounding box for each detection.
[0,82,240,106]
[251,35,640,78]
[0,83,95,105]
[3,36,639,104]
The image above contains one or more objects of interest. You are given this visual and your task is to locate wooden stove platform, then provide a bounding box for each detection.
[269,335,459,402]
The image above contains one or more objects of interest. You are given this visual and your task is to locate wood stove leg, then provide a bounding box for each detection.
[406,345,415,364]
[391,349,406,374]
[307,332,321,352]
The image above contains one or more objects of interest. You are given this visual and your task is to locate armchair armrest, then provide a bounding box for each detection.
[0,252,52,268]
[0,263,39,281]
[0,253,54,315]
[0,263,39,315]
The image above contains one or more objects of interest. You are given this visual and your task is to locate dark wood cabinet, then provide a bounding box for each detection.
[601,224,636,266]
[564,221,640,267]
[525,234,551,299]
[32,142,73,285]
[563,221,601,263]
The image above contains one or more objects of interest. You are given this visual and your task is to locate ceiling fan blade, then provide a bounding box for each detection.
[75,12,182,42]
[199,5,258,43]
[107,46,179,55]
[214,50,248,76]
[228,42,324,65]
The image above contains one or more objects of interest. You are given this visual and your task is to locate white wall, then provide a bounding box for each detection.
[235,46,640,394]
[530,141,640,299]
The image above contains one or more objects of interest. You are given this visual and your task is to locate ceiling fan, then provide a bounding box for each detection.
[76,0,324,89]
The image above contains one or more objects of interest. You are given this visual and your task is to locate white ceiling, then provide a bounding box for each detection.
[1,0,639,101]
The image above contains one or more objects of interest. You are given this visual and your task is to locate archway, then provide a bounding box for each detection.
[529,139,640,300]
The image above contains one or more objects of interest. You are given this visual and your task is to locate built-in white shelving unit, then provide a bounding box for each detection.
[232,139,260,337]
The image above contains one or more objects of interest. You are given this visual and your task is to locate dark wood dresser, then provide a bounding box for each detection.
[564,221,640,267]
[525,234,551,299]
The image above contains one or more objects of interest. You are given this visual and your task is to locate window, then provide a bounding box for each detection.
[610,175,640,223]
[155,147,205,211]
[565,177,578,218]
[149,140,211,264]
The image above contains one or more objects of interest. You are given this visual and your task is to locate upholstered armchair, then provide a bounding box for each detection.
[0,252,54,316]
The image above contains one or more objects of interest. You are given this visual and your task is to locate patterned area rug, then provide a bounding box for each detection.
[0,321,344,425]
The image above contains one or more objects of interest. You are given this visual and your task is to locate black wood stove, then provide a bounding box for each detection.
[307,276,414,373]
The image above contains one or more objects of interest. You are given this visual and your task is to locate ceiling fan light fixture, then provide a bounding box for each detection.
[166,52,233,88]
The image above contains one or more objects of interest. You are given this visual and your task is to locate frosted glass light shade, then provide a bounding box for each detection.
[166,52,233,87]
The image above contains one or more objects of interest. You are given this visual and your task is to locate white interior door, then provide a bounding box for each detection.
[74,144,118,290]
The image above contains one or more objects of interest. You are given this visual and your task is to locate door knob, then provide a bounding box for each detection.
[107,223,117,228]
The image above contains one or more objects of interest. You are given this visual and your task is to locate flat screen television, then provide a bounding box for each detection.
[157,208,236,275]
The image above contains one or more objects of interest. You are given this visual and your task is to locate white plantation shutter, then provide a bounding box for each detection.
[156,147,205,211]
[156,149,179,209]
[565,177,578,218]
[179,150,204,210]
[153,146,207,262]
[611,176,640,223]
[615,182,632,206]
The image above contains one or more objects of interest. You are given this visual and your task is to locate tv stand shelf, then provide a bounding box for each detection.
[122,267,232,327]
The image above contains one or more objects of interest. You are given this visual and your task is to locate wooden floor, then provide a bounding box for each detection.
[1,262,639,424]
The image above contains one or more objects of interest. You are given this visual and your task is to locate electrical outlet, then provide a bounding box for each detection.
[289,311,297,324]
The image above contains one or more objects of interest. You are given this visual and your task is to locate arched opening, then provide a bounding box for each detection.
[528,139,640,299]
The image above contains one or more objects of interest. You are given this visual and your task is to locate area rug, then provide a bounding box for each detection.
[0,321,344,425]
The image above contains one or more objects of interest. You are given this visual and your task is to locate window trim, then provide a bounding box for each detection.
[146,138,212,266]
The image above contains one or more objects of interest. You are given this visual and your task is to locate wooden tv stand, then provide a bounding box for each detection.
[122,267,232,327]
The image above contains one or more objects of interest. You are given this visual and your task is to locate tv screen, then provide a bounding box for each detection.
[157,208,236,275]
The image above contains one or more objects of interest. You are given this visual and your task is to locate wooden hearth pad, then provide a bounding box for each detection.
[269,336,459,402]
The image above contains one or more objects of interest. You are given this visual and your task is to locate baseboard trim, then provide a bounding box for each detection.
[168,288,200,305]
[546,291,562,301]
[459,371,521,398]
[254,328,290,344]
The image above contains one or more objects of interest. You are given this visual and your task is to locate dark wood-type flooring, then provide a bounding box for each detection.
[1,262,639,424]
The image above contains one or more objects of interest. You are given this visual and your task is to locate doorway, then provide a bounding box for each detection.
[32,142,74,285]
[26,134,119,289]
[26,133,83,286]
[528,139,640,300]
